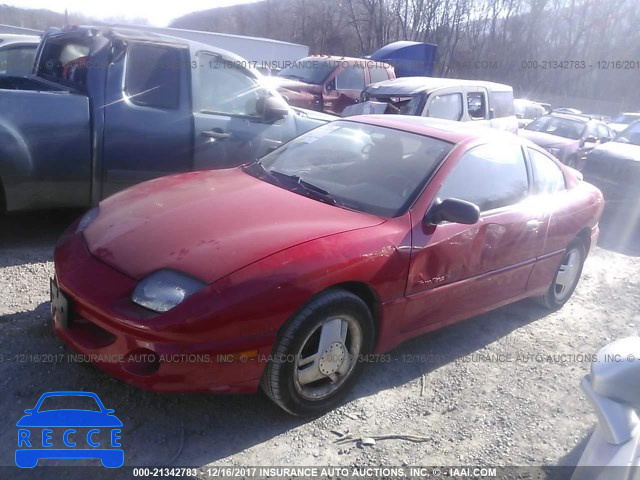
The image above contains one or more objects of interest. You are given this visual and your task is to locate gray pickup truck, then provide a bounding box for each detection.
[0,26,332,212]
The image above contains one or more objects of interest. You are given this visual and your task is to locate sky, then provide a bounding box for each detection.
[4,0,258,27]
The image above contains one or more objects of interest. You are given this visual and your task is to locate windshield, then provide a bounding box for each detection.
[365,94,423,115]
[525,115,585,140]
[248,121,453,217]
[613,114,640,124]
[37,395,101,412]
[278,58,337,84]
[614,122,640,146]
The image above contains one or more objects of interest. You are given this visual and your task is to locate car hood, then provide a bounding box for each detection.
[292,107,338,122]
[519,130,578,149]
[590,140,640,161]
[16,410,122,427]
[609,123,629,133]
[84,169,385,284]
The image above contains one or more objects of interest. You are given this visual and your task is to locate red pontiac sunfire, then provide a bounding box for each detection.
[52,116,604,416]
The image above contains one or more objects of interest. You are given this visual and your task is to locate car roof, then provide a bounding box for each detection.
[343,115,524,145]
[303,55,390,65]
[366,76,513,95]
[44,26,247,65]
[545,112,599,124]
[0,34,40,47]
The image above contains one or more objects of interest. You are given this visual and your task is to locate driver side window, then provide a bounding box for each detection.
[467,92,487,120]
[438,143,529,212]
[197,53,261,117]
[335,65,365,90]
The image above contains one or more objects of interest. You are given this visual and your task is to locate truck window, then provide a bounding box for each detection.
[426,93,463,121]
[467,92,487,120]
[126,44,180,110]
[492,91,515,118]
[38,37,91,89]
[368,65,389,84]
[335,65,365,90]
[0,46,36,75]
[197,53,261,117]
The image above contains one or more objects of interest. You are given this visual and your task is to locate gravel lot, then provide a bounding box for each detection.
[1,208,638,479]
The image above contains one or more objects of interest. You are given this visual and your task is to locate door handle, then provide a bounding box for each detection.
[526,220,543,231]
[201,130,231,140]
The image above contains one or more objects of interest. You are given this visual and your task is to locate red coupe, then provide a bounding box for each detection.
[52,116,604,416]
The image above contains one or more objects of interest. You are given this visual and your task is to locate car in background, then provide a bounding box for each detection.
[0,34,39,76]
[520,113,615,169]
[52,116,603,416]
[554,107,582,115]
[583,120,640,208]
[270,55,395,115]
[0,26,331,213]
[608,112,640,133]
[514,99,549,128]
[347,77,518,133]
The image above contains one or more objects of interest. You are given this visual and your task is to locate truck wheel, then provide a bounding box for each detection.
[536,239,586,310]
[261,289,374,416]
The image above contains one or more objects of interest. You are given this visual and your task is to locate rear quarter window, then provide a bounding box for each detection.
[126,44,181,110]
[369,65,390,84]
[492,91,515,118]
[528,148,566,194]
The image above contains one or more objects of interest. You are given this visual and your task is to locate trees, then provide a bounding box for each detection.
[2,0,637,112]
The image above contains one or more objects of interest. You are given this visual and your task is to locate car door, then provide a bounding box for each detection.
[192,51,295,169]
[402,140,546,334]
[101,42,193,199]
[524,147,578,293]
[323,63,365,115]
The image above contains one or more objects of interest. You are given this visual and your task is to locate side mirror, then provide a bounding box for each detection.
[582,135,598,146]
[326,79,336,92]
[256,95,289,123]
[489,108,495,120]
[425,198,480,225]
[24,409,34,414]
[591,337,640,406]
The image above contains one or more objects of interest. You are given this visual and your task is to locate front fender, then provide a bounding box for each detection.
[168,217,411,347]
[0,119,33,177]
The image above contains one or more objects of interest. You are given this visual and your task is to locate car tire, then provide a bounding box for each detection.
[536,239,586,310]
[261,289,374,416]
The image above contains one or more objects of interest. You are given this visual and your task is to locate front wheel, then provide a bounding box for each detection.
[537,239,586,310]
[261,289,374,416]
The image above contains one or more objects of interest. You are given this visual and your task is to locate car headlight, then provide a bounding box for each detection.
[132,270,206,313]
[546,147,562,159]
[76,207,99,233]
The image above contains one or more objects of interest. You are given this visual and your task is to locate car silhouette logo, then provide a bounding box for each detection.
[15,391,123,468]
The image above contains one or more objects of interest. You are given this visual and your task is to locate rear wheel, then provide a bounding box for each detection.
[261,289,374,416]
[537,239,586,310]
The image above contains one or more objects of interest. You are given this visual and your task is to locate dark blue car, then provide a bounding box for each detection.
[16,391,123,468]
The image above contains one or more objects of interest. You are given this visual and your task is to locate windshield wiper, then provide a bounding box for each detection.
[269,170,338,206]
